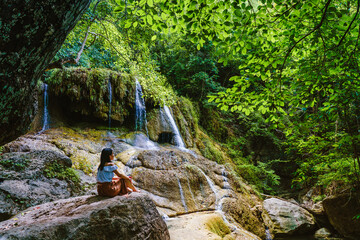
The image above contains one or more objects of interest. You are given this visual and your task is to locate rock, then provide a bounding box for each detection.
[315,228,332,239]
[322,193,360,240]
[224,197,266,239]
[263,198,316,237]
[0,150,79,221]
[0,193,170,240]
[48,68,136,126]
[166,211,261,240]
[300,187,332,228]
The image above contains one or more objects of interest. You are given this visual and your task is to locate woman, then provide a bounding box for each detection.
[97,148,138,197]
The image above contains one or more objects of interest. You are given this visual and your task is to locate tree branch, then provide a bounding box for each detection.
[89,31,130,64]
[336,0,360,47]
[278,0,332,90]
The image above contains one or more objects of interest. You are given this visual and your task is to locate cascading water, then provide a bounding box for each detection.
[161,105,186,148]
[41,83,50,132]
[135,80,149,136]
[108,78,112,130]
[196,166,238,231]
[177,177,188,213]
[265,227,272,240]
[222,168,231,190]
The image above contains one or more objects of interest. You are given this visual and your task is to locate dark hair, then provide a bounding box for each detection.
[98,148,113,171]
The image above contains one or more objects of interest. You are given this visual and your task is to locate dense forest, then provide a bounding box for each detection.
[1,0,360,239]
[45,0,360,196]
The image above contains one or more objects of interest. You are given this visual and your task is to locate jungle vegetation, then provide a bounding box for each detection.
[47,0,360,195]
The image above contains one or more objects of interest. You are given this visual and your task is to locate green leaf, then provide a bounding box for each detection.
[147,0,154,7]
[147,15,153,25]
[151,35,157,41]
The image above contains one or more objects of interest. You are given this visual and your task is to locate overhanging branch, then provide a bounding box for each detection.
[278,0,332,90]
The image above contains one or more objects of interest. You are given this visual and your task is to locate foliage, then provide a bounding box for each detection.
[234,157,280,194]
[150,38,226,103]
[0,155,30,171]
[205,215,231,238]
[114,0,360,189]
[44,162,80,184]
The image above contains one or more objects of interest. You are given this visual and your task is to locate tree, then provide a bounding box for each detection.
[114,0,360,187]
[0,0,91,145]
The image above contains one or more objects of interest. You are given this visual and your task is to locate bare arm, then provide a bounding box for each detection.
[114,169,130,181]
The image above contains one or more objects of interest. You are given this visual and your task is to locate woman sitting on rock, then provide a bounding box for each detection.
[97,148,138,197]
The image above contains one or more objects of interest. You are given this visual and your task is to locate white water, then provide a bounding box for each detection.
[177,177,188,213]
[135,80,149,136]
[222,168,231,189]
[40,83,50,132]
[196,166,238,231]
[162,105,186,148]
[265,227,272,240]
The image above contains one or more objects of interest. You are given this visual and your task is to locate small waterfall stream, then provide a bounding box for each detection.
[135,80,149,136]
[265,227,272,240]
[161,105,186,148]
[108,78,112,130]
[40,83,50,132]
[196,166,238,231]
[177,177,188,213]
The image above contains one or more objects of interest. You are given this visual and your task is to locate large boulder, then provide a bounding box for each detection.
[0,193,170,240]
[0,0,91,145]
[263,198,316,237]
[322,193,360,240]
[0,150,81,221]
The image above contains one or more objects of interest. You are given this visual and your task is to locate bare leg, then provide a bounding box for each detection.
[124,179,139,192]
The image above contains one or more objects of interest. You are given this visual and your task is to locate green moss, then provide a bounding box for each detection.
[205,215,231,238]
[44,162,80,184]
[196,129,228,164]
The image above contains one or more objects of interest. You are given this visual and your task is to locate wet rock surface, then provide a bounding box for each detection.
[0,127,266,239]
[0,193,170,240]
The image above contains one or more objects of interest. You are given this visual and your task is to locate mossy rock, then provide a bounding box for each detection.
[48,67,136,127]
[205,215,231,238]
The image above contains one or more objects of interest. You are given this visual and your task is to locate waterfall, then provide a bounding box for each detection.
[177,177,188,213]
[161,105,186,148]
[222,168,231,189]
[265,227,272,240]
[196,166,238,231]
[135,80,149,136]
[108,78,112,130]
[41,83,50,132]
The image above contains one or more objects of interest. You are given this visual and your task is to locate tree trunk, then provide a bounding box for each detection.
[0,0,91,145]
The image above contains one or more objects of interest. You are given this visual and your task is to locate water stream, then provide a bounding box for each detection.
[161,105,186,148]
[135,80,149,136]
[177,177,188,213]
[40,83,50,132]
[195,166,237,230]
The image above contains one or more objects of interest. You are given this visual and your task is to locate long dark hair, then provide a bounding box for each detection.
[98,148,113,171]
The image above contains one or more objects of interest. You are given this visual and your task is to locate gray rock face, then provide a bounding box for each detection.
[0,193,170,240]
[263,198,316,237]
[0,150,80,221]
